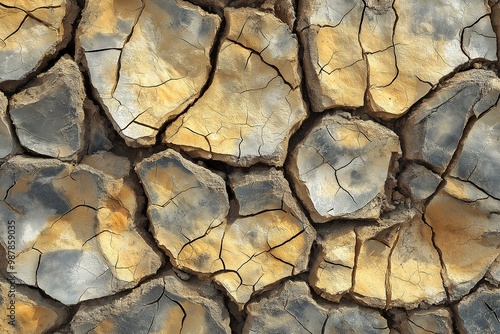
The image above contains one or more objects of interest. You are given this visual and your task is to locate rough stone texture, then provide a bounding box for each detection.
[455,285,500,334]
[76,0,221,146]
[0,276,68,334]
[486,256,500,286]
[391,307,454,334]
[0,92,15,160]
[298,0,497,118]
[164,8,306,167]
[288,113,401,223]
[245,280,389,334]
[70,271,231,334]
[425,178,500,301]
[401,70,500,174]
[0,156,162,305]
[9,56,86,161]
[398,163,441,203]
[0,0,78,92]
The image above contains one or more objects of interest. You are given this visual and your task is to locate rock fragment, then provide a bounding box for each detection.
[288,113,400,223]
[0,156,162,305]
[164,8,306,167]
[70,272,231,334]
[0,92,15,160]
[398,163,441,203]
[76,0,221,146]
[9,56,86,161]
[454,285,500,334]
[391,307,454,334]
[0,0,78,91]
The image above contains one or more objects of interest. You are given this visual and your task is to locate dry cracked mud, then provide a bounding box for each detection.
[0,0,499,333]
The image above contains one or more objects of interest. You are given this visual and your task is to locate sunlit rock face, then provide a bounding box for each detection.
[76,0,221,147]
[0,156,162,305]
[164,7,307,167]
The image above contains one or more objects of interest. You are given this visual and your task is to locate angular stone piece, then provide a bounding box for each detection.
[0,92,15,159]
[0,276,68,334]
[77,0,221,146]
[425,178,500,300]
[9,56,86,161]
[81,151,131,180]
[70,272,231,334]
[0,156,162,305]
[399,163,441,203]
[213,168,315,307]
[85,99,114,154]
[391,307,454,334]
[402,70,500,173]
[0,0,78,91]
[486,256,500,286]
[288,113,401,223]
[455,285,500,334]
[244,280,389,334]
[298,0,496,118]
[136,149,230,274]
[451,104,500,199]
[164,8,306,167]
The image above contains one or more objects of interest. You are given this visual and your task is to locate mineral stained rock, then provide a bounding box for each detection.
[244,280,389,334]
[401,70,500,174]
[164,8,307,167]
[70,271,231,334]
[298,0,497,118]
[0,92,15,160]
[9,56,86,161]
[76,0,221,146]
[0,156,162,305]
[0,277,68,334]
[398,163,441,204]
[288,113,401,223]
[454,285,500,334]
[0,0,78,91]
[425,177,500,301]
[391,307,454,334]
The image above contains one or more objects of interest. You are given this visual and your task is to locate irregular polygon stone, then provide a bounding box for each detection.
[212,168,315,307]
[398,163,441,203]
[244,280,389,334]
[391,307,454,334]
[164,8,306,167]
[425,177,500,301]
[0,156,162,305]
[451,104,500,199]
[402,70,500,173]
[0,276,68,334]
[9,56,86,161]
[70,272,231,334]
[136,149,230,274]
[298,0,496,118]
[454,285,500,334]
[76,0,221,146]
[85,99,114,154]
[0,0,78,91]
[0,92,15,159]
[81,151,131,180]
[486,256,500,286]
[288,113,401,223]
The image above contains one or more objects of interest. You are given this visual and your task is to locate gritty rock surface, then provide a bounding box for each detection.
[0,92,15,160]
[398,163,441,203]
[0,156,162,305]
[288,113,401,222]
[70,271,231,334]
[9,56,86,161]
[391,307,454,334]
[76,0,221,146]
[164,8,306,167]
[0,0,78,91]
[455,285,500,334]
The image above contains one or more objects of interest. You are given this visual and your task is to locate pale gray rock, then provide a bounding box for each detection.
[0,92,15,160]
[85,99,114,154]
[288,113,401,223]
[9,56,86,161]
[455,285,500,334]
[391,307,454,334]
[399,163,441,203]
[486,256,500,286]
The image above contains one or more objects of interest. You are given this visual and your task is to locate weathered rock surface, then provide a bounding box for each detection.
[454,285,500,334]
[401,70,500,174]
[288,113,400,222]
[0,0,78,91]
[398,163,441,204]
[164,8,306,167]
[0,92,15,160]
[425,178,500,301]
[298,0,497,118]
[0,277,68,334]
[0,156,162,305]
[245,280,389,333]
[391,307,454,334]
[70,271,231,334]
[77,0,221,146]
[9,56,86,161]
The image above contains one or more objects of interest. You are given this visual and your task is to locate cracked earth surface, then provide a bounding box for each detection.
[0,0,499,333]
